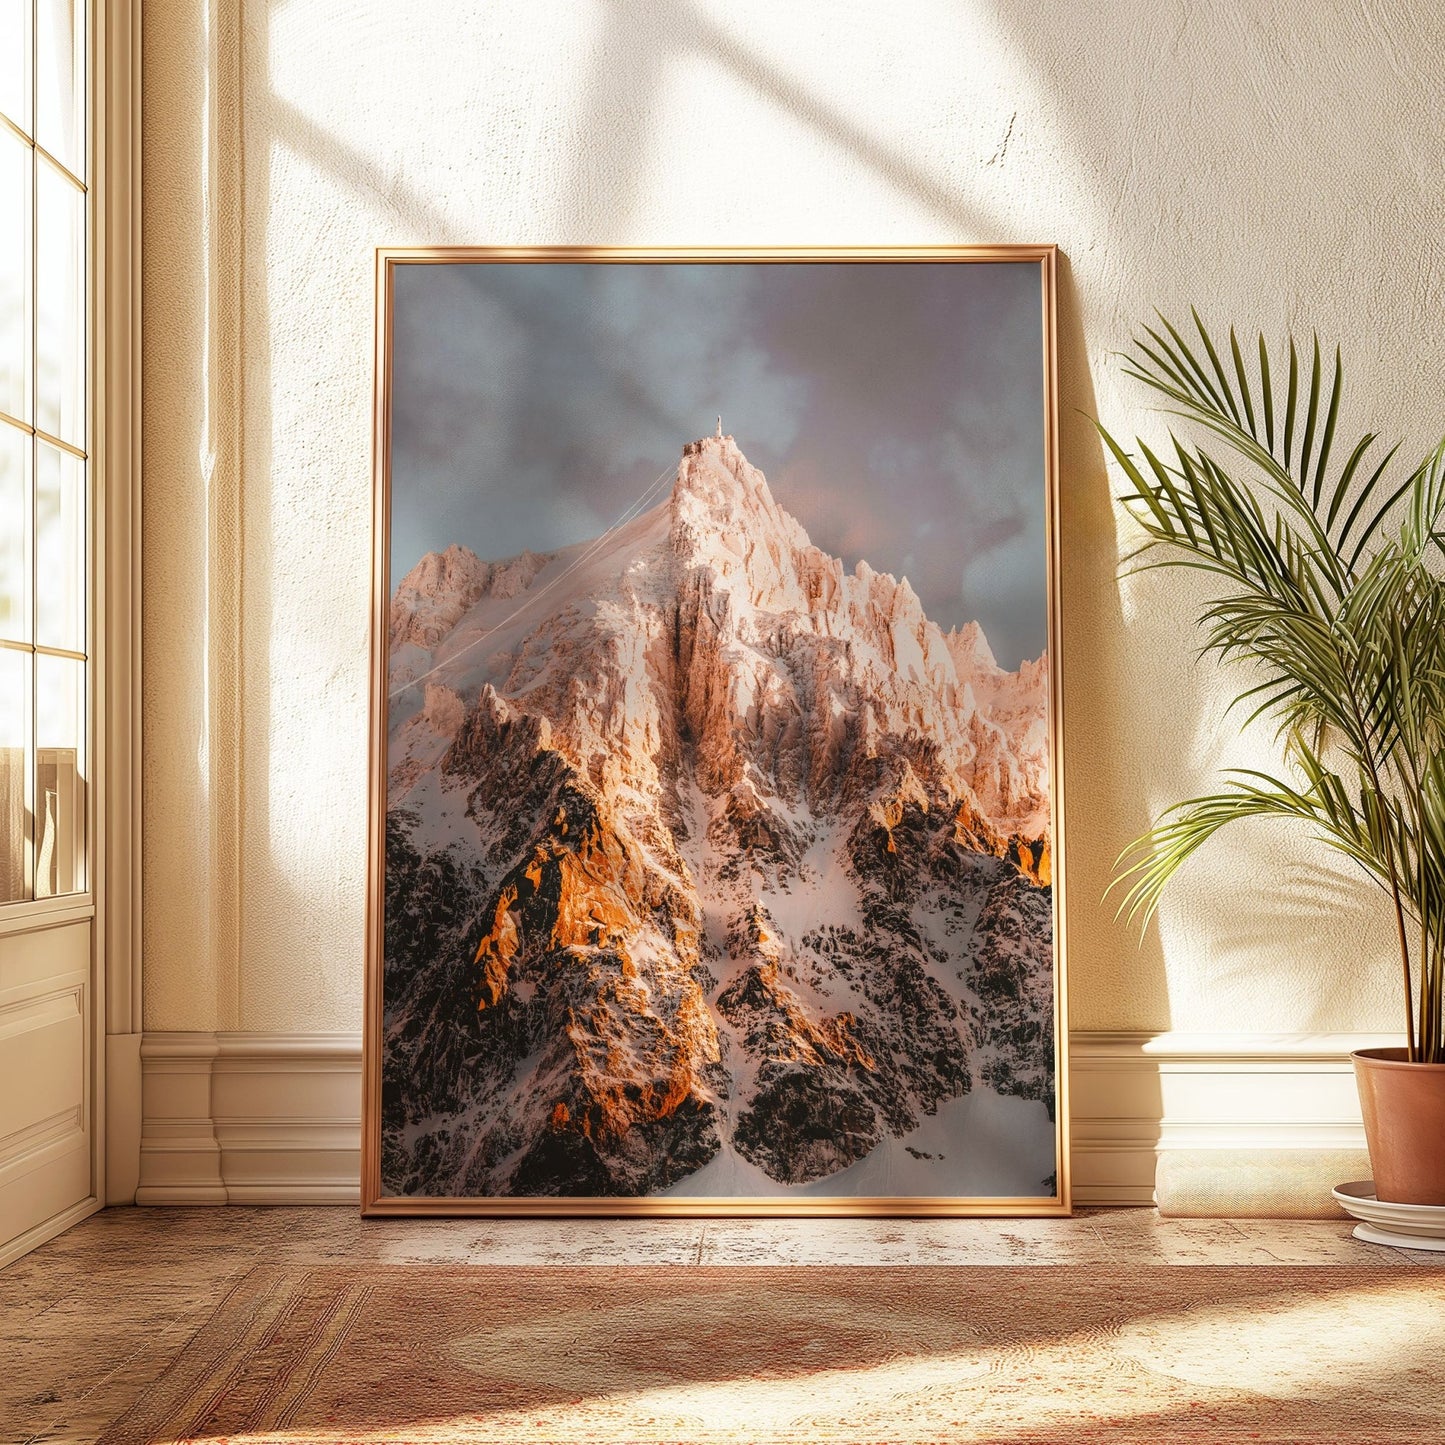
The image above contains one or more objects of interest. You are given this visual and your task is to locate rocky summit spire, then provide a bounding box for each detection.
[715,414,723,439]
[672,431,807,564]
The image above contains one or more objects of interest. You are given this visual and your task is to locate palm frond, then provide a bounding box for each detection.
[1117,313,1410,566]
[1109,769,1388,932]
[1102,311,1445,1060]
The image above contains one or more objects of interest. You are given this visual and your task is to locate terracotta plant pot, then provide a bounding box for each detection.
[1352,1048,1445,1205]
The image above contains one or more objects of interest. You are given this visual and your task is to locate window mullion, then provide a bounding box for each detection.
[28,0,36,902]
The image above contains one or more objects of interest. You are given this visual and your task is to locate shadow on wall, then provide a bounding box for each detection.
[543,0,1007,241]
[1050,253,1173,1039]
[975,0,1433,1036]
[156,0,1432,1040]
[229,0,1175,1037]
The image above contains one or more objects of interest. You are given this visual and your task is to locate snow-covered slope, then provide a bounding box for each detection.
[381,434,1055,1198]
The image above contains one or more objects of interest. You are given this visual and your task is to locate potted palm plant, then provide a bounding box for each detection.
[1100,312,1445,1205]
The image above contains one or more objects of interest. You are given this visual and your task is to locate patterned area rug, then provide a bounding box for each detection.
[101,1264,1444,1444]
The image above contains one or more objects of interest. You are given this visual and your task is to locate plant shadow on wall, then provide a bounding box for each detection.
[1101,314,1445,1063]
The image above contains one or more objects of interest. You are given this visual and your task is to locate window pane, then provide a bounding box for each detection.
[35,156,83,447]
[0,125,29,422]
[0,423,29,643]
[35,650,83,897]
[36,0,83,180]
[0,0,31,137]
[35,441,82,651]
[0,646,29,903]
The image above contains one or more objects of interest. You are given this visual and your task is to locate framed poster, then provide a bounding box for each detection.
[364,247,1067,1216]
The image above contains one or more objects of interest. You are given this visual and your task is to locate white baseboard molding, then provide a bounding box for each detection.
[136,1029,1394,1212]
[0,1195,102,1271]
[1070,1031,1391,1213]
[137,1032,362,1205]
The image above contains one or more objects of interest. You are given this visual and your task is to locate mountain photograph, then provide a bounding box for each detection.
[377,259,1058,1201]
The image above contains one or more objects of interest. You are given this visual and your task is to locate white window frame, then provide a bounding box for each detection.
[0,0,143,1261]
[94,0,144,1208]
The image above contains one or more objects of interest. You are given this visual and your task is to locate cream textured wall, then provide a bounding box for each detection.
[141,0,1445,1036]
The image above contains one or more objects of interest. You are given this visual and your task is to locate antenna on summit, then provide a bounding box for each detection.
[715,415,723,439]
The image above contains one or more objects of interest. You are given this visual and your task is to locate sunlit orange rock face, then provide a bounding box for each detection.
[469,789,722,1157]
[381,436,1055,1197]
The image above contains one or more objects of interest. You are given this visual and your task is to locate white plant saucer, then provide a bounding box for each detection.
[1332,1180,1445,1252]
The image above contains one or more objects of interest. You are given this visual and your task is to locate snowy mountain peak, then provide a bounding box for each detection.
[389,434,1050,846]
[667,436,817,616]
[381,431,1056,1200]
[673,435,806,534]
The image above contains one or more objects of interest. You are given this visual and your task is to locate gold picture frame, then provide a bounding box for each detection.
[364,246,1068,1216]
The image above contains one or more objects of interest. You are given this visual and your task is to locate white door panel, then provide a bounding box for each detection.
[0,919,94,1252]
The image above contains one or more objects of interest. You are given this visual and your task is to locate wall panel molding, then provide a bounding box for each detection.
[1070,1030,1390,1212]
[137,1029,1391,1211]
[137,1031,361,1204]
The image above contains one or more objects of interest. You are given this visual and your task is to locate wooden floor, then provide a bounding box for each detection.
[3,1206,1442,1444]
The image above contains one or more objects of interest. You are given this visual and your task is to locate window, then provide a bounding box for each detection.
[1,1,88,904]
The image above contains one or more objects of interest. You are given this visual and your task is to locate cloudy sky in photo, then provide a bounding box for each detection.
[389,260,1046,667]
